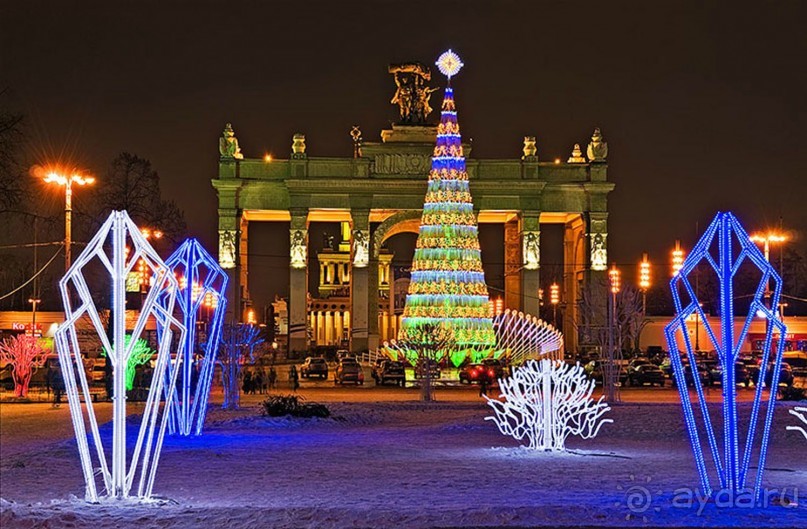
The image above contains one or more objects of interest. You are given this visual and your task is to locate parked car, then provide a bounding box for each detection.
[459,363,497,384]
[625,360,665,387]
[762,361,794,388]
[300,357,329,379]
[335,359,364,385]
[783,351,807,379]
[480,358,507,379]
[414,358,441,379]
[372,360,406,386]
[672,361,710,388]
[584,360,628,386]
[707,361,750,387]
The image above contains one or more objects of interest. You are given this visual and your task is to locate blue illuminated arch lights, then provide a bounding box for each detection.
[158,238,228,436]
[664,212,787,500]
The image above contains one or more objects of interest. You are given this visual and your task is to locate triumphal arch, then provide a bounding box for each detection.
[212,62,614,354]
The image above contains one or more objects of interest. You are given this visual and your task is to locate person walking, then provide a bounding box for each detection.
[479,375,489,398]
[268,366,277,390]
[243,370,253,395]
[51,364,65,407]
[290,365,300,392]
[254,369,264,395]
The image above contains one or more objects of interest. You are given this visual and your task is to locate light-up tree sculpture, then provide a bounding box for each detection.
[399,50,496,367]
[159,238,228,436]
[218,323,264,410]
[54,210,185,502]
[665,211,786,501]
[0,335,47,398]
[485,359,612,451]
[787,407,807,440]
[102,334,154,391]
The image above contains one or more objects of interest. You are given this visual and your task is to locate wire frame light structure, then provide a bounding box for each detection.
[55,210,186,502]
[492,309,564,363]
[159,238,228,436]
[664,211,787,501]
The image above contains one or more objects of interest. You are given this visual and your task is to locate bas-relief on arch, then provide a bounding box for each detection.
[372,210,423,258]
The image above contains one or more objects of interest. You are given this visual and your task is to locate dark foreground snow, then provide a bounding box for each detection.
[1,400,805,528]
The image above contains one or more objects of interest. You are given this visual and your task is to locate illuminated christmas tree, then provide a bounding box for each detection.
[399,50,496,367]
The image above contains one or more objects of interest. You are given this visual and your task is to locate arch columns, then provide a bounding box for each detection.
[289,208,309,353]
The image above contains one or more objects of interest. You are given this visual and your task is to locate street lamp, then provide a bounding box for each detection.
[549,283,560,326]
[672,240,685,277]
[750,231,787,326]
[43,168,95,272]
[28,297,41,332]
[639,253,651,315]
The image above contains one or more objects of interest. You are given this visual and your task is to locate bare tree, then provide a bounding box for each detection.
[217,324,264,410]
[86,153,187,244]
[396,323,453,402]
[0,89,24,214]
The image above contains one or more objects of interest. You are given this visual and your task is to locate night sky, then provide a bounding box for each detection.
[3,1,806,310]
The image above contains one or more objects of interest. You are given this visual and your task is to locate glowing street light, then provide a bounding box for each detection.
[140,228,164,240]
[639,253,651,316]
[42,168,95,272]
[608,264,621,295]
[672,240,685,277]
[549,283,560,326]
[749,232,787,262]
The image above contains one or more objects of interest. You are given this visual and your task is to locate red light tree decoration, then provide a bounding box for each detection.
[0,335,48,398]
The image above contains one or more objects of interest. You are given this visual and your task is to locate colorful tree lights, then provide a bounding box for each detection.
[54,210,186,501]
[399,51,495,367]
[664,211,787,501]
[102,334,155,391]
[0,335,47,398]
[159,238,228,436]
[485,359,611,451]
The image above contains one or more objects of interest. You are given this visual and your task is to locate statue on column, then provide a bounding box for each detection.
[590,232,608,271]
[218,230,236,269]
[586,128,608,162]
[523,232,540,270]
[219,123,244,160]
[352,230,369,268]
[290,229,307,269]
[389,62,438,125]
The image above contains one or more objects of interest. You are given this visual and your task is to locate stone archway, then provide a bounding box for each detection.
[372,210,422,258]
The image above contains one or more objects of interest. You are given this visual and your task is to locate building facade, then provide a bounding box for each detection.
[212,67,615,354]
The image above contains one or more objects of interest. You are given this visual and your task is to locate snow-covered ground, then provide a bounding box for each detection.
[1,395,806,528]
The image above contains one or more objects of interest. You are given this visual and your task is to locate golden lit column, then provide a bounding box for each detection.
[43,169,95,272]
[334,311,343,345]
[325,311,334,344]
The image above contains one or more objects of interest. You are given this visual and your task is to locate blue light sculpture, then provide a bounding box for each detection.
[159,238,228,436]
[664,212,787,500]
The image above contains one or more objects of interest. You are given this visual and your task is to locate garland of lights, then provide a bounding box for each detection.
[399,50,496,367]
[158,238,228,436]
[664,211,786,501]
[55,210,185,502]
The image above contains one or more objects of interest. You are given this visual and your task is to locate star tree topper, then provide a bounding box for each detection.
[436,49,464,80]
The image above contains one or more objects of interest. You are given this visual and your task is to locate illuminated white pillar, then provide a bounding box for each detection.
[324,311,333,344]
[335,311,343,345]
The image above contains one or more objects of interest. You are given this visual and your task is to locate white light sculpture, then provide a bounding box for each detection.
[55,211,186,502]
[486,359,612,451]
[492,309,564,363]
[787,407,807,440]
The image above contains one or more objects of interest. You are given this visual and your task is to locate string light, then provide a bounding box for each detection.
[608,264,621,294]
[550,284,560,305]
[664,211,787,501]
[672,240,685,277]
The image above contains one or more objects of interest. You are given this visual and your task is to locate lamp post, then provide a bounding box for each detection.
[28,297,41,333]
[43,169,95,272]
[606,264,621,401]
